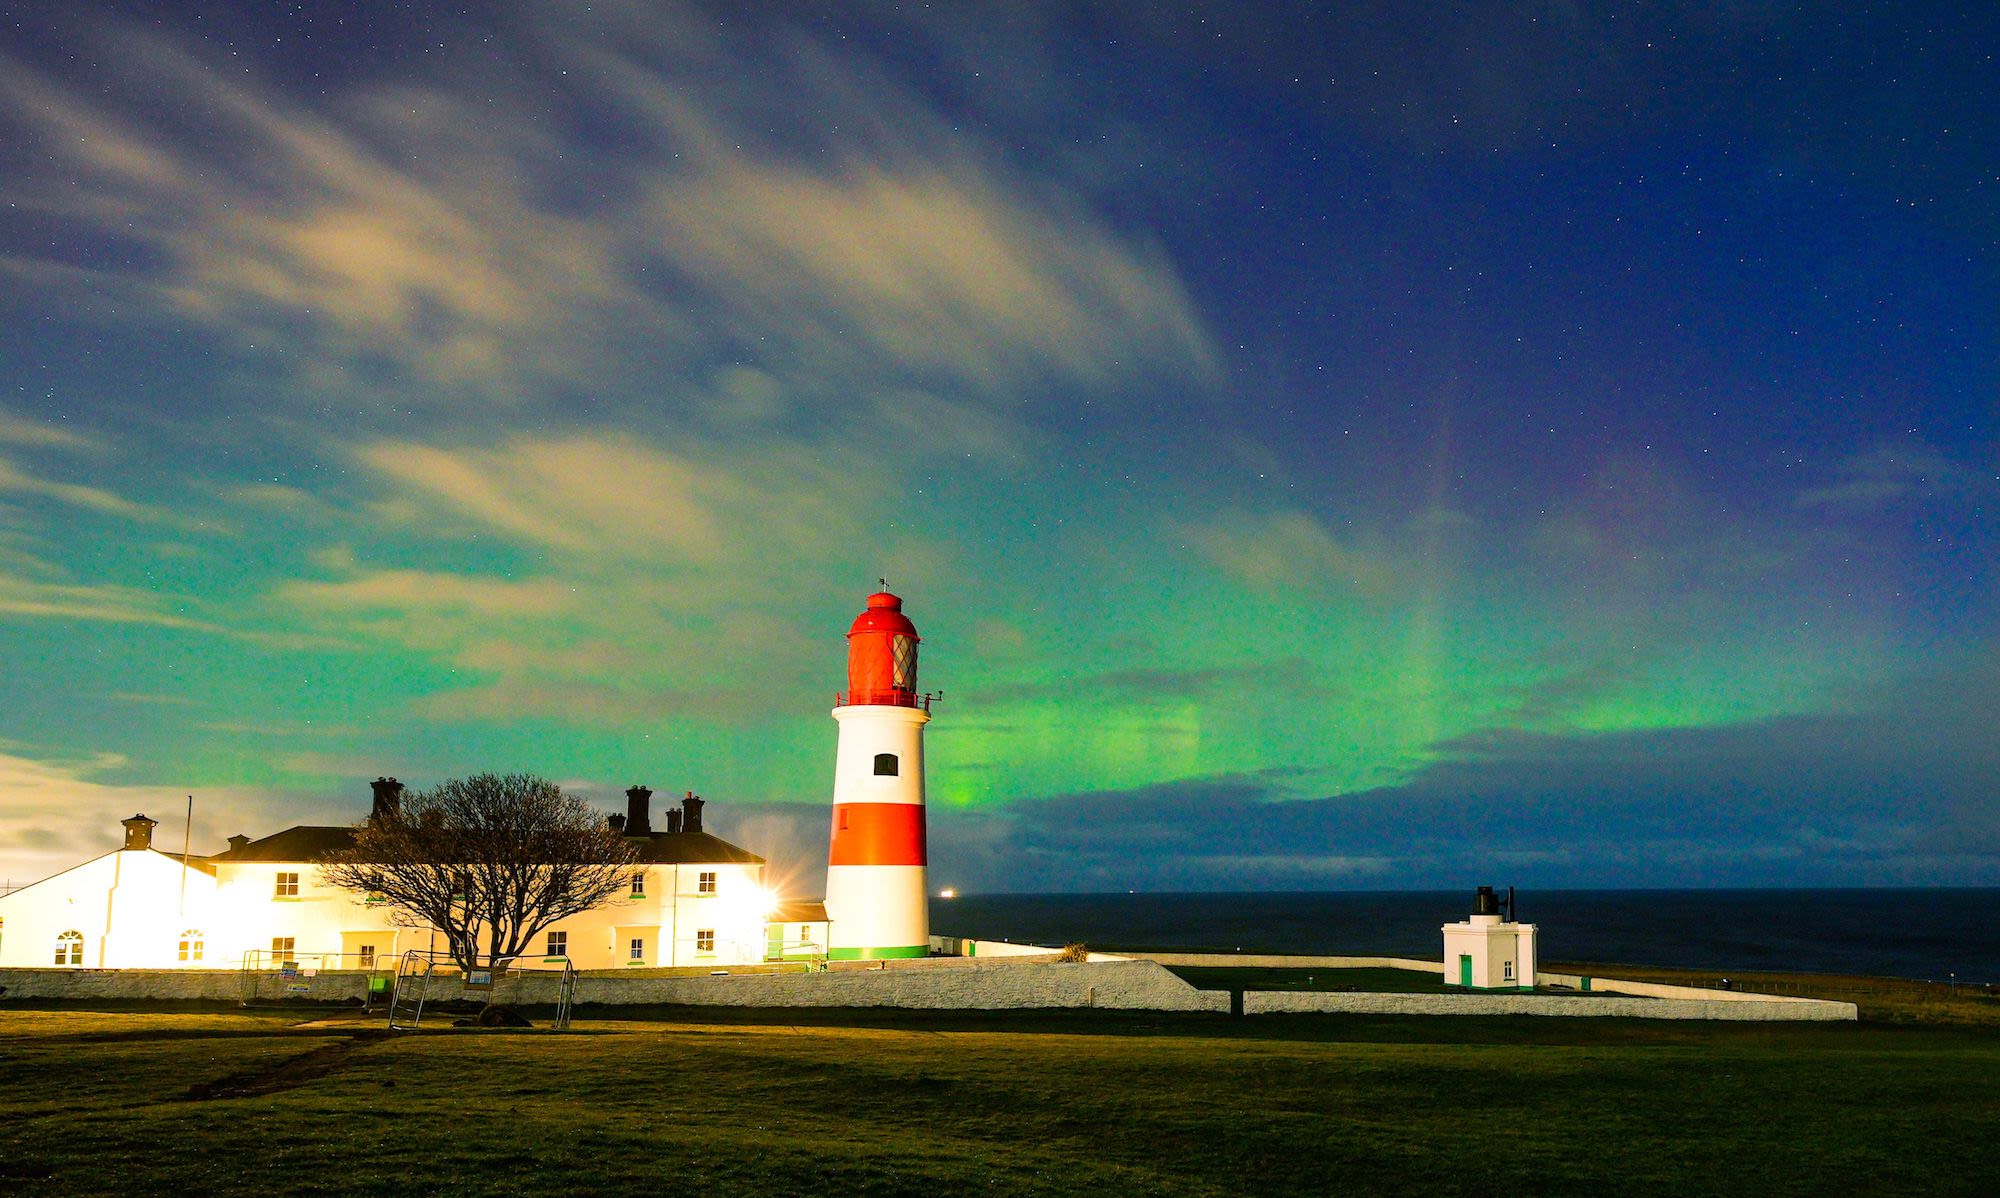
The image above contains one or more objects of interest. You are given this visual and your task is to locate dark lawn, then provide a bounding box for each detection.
[0,1007,1994,1196]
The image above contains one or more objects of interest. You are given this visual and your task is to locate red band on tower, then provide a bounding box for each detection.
[828,803,927,867]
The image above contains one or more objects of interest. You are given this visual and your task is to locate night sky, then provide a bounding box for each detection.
[0,2,1993,894]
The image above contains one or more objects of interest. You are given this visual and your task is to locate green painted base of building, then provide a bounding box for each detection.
[1445,984,1538,992]
[828,945,929,960]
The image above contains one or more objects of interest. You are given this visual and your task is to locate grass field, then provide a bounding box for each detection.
[3,1003,1996,1196]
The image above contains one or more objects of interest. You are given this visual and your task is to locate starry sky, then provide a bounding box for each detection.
[0,1,1993,894]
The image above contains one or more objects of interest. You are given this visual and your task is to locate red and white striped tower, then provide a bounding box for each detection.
[823,589,931,960]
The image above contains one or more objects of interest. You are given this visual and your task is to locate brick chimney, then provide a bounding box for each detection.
[682,791,704,835]
[227,834,251,853]
[625,785,653,836]
[665,809,682,834]
[121,813,157,851]
[370,777,403,822]
[608,813,626,832]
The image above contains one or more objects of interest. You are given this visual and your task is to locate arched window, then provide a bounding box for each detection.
[54,930,83,966]
[873,752,899,777]
[179,930,204,963]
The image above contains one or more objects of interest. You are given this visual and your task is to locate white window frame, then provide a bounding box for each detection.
[697,871,717,894]
[270,936,296,961]
[545,930,568,959]
[695,928,715,953]
[629,937,645,961]
[179,930,204,963]
[274,871,300,898]
[55,930,83,966]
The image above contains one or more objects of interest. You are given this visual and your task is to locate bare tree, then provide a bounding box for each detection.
[319,773,639,971]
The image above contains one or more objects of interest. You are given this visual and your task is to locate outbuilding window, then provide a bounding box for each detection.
[274,872,299,898]
[873,752,899,776]
[546,931,567,959]
[630,872,646,897]
[54,930,83,966]
[696,928,715,953]
[357,944,376,969]
[629,938,644,962]
[179,930,204,962]
[698,871,717,894]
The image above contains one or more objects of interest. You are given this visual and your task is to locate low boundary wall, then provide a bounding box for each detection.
[1132,952,1442,972]
[1246,991,1855,1020]
[0,957,1857,1020]
[0,962,1227,1013]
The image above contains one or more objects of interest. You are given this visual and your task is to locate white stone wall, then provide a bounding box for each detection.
[1244,990,1856,1021]
[0,958,1857,1020]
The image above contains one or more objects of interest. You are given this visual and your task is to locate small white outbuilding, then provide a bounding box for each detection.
[1442,885,1537,990]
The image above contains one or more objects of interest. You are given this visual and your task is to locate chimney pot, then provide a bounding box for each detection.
[370,777,404,822]
[121,813,158,851]
[608,813,626,832]
[624,785,653,836]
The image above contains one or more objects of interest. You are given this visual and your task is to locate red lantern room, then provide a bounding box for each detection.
[844,590,920,707]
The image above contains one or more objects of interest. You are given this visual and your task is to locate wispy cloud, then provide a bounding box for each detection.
[0,406,98,450]
[267,430,949,724]
[0,750,288,884]
[0,7,1218,423]
[1797,439,1998,509]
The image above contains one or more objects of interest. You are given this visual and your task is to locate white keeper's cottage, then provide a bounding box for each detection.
[0,779,828,973]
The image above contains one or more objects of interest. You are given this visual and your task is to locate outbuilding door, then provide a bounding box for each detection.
[1458,954,1473,987]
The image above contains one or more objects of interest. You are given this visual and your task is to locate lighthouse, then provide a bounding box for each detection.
[823,589,932,960]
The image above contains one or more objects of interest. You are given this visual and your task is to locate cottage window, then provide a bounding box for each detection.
[798,925,814,945]
[873,752,899,776]
[179,930,204,962]
[270,937,296,962]
[357,944,376,969]
[630,872,646,897]
[696,928,715,953]
[629,938,645,962]
[1504,961,1516,981]
[54,930,83,966]
[274,872,299,898]
[546,931,567,959]
[698,871,717,894]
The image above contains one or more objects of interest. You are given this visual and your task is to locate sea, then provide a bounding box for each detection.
[929,889,2000,984]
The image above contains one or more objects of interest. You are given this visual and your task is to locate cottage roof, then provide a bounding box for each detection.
[770,900,828,922]
[150,849,216,875]
[206,824,764,866]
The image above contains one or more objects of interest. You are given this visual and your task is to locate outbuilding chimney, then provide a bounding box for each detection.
[121,813,157,851]
[608,813,627,833]
[665,809,683,834]
[625,785,653,836]
[227,834,251,853]
[682,791,704,835]
[370,777,403,822]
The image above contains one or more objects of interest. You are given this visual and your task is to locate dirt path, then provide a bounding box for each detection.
[182,1030,390,1101]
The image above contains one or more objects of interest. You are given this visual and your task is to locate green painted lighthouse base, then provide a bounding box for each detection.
[828,945,929,960]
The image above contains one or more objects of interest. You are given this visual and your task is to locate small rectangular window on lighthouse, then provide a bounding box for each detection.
[873,752,899,776]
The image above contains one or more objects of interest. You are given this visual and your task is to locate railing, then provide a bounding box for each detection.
[835,690,938,711]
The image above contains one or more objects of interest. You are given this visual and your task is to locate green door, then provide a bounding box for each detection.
[1458,954,1473,987]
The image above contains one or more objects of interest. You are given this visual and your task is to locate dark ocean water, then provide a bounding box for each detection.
[930,889,2000,983]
